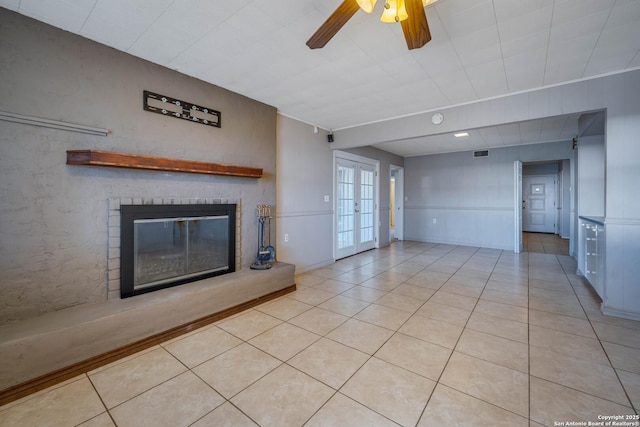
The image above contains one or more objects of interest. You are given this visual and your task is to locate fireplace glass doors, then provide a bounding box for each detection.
[120,204,235,298]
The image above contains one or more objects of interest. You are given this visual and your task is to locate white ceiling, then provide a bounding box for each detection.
[3,0,640,156]
[374,114,582,156]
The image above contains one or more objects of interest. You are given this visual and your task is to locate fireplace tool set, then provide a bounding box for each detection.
[250,205,275,270]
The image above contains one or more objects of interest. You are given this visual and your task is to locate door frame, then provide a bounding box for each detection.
[514,159,574,255]
[333,150,380,260]
[514,161,523,253]
[390,165,404,241]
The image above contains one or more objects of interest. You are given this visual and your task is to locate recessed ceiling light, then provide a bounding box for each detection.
[454,132,469,137]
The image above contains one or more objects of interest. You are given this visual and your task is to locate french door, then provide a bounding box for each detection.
[336,157,377,259]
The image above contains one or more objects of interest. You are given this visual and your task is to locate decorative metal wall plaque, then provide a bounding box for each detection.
[143,90,221,128]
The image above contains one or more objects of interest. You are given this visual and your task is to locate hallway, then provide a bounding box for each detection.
[523,232,570,255]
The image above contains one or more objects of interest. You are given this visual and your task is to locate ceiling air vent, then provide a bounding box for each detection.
[473,150,489,158]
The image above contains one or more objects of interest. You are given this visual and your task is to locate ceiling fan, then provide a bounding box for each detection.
[307,0,437,50]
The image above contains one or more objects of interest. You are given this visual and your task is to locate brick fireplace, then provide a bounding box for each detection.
[107,197,241,300]
[0,8,288,401]
[120,203,237,298]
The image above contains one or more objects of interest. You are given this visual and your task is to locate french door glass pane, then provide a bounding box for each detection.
[360,168,374,244]
[337,164,355,250]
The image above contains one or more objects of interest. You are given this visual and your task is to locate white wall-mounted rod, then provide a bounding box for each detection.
[0,110,109,136]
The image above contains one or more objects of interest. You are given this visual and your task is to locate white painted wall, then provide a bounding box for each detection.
[404,142,574,250]
[602,72,640,319]
[523,163,558,176]
[577,135,605,217]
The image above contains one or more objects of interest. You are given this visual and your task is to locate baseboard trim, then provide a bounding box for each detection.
[601,305,640,322]
[0,284,296,407]
[296,259,335,274]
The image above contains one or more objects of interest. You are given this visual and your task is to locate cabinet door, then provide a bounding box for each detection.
[583,222,604,299]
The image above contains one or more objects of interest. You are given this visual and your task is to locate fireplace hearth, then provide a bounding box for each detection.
[120,204,236,298]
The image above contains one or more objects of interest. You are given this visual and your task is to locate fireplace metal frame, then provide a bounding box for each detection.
[120,204,236,298]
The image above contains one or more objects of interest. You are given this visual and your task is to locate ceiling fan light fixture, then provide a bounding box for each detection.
[380,0,408,23]
[356,0,377,13]
[306,0,433,50]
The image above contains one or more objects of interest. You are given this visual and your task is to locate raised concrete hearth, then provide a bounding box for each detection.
[0,262,295,394]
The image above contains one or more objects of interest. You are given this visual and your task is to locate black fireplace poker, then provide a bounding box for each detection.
[250,204,274,270]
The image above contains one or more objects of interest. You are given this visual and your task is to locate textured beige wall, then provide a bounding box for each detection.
[0,9,277,323]
[275,115,404,273]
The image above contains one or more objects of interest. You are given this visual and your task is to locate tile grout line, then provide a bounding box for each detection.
[298,242,476,426]
[526,253,637,417]
[435,249,533,423]
[298,242,450,426]
[414,246,505,425]
[528,251,532,425]
[555,255,638,413]
[88,243,498,426]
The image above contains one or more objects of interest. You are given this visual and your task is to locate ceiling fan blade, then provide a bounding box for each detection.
[401,0,432,50]
[307,0,361,49]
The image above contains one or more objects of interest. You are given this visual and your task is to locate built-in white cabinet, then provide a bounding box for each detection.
[579,217,605,299]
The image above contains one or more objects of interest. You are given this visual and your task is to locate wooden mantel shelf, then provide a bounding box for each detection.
[66,150,262,178]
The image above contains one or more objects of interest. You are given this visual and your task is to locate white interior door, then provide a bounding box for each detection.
[390,166,404,241]
[336,158,377,259]
[523,175,556,233]
[514,161,523,253]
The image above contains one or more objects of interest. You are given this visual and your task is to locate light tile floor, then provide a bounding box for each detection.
[523,232,570,255]
[1,241,639,426]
